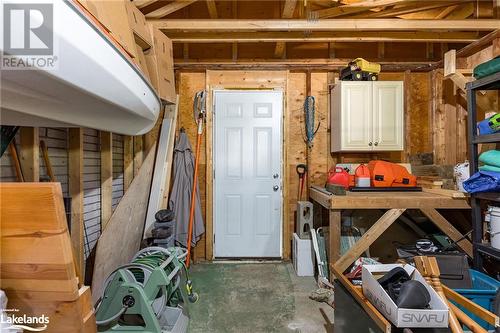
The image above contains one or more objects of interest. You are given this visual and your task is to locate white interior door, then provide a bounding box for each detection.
[372,81,404,150]
[214,90,283,258]
[341,82,373,151]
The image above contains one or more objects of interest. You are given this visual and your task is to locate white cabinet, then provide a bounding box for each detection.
[331,81,404,152]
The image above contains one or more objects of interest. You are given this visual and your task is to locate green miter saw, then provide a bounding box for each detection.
[95,247,198,333]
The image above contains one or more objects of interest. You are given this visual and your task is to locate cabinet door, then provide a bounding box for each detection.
[341,82,372,151]
[372,81,403,151]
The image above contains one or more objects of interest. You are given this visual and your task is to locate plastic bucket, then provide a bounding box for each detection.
[489,206,500,250]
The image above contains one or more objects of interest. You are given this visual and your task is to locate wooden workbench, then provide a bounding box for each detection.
[310,187,472,333]
[309,187,472,275]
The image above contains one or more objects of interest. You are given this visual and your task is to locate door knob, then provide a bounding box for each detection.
[273,185,279,192]
[368,142,373,146]
[374,142,379,146]
[273,173,279,179]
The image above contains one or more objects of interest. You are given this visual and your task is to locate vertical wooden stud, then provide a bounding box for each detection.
[19,127,39,182]
[232,43,238,61]
[329,210,342,271]
[133,136,143,177]
[283,71,291,260]
[69,128,84,282]
[403,70,411,162]
[426,43,434,60]
[377,42,385,59]
[100,131,113,229]
[205,70,214,260]
[305,71,312,198]
[329,42,336,59]
[123,136,134,191]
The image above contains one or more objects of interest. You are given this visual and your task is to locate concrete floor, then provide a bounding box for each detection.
[187,262,334,333]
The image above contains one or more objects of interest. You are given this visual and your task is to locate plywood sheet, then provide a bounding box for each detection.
[91,146,156,302]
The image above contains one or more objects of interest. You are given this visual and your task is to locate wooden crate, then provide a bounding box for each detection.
[125,0,153,50]
[145,27,176,103]
[0,183,95,332]
[6,287,96,333]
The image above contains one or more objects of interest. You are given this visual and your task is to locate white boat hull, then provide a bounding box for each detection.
[1,0,161,135]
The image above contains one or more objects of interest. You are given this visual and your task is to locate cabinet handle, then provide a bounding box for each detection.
[374,142,379,146]
[368,142,373,146]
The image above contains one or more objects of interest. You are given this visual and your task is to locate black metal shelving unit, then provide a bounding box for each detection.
[466,71,500,270]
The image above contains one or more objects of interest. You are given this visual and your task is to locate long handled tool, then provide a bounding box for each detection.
[296,164,307,201]
[40,140,56,182]
[186,91,206,267]
[8,138,24,182]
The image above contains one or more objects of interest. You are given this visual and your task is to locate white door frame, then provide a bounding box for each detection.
[212,89,284,258]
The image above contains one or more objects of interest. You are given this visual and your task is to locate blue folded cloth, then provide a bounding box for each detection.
[463,171,500,193]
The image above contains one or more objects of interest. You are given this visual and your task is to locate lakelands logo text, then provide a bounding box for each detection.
[1,2,58,69]
[1,313,50,331]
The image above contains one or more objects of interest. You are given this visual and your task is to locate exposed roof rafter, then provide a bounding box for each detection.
[145,0,197,18]
[206,0,218,19]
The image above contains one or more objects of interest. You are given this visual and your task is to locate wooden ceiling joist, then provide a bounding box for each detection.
[275,0,298,58]
[173,58,436,72]
[165,31,482,43]
[145,0,197,18]
[151,19,500,32]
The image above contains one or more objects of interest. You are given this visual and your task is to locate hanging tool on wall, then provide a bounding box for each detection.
[296,164,307,201]
[40,140,56,182]
[8,138,24,182]
[186,91,207,268]
[303,96,320,148]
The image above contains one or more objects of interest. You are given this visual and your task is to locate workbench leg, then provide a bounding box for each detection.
[329,210,341,280]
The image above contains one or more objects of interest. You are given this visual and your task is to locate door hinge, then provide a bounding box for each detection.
[213,169,215,179]
[213,234,215,244]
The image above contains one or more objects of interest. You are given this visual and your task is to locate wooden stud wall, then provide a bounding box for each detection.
[20,127,39,182]
[175,69,437,260]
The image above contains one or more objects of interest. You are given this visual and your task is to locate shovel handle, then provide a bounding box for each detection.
[296,164,307,177]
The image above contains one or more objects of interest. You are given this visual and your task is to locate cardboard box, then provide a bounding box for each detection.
[90,0,137,58]
[362,264,449,328]
[125,1,153,50]
[145,27,176,103]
